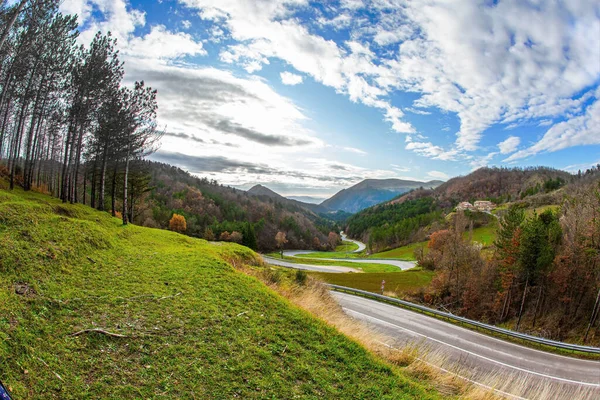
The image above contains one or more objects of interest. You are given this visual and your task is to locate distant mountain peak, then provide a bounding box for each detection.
[320,178,443,213]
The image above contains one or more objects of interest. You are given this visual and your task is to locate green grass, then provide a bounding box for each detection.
[371,241,429,261]
[464,224,497,246]
[311,270,435,295]
[335,241,359,252]
[265,254,400,273]
[0,188,443,399]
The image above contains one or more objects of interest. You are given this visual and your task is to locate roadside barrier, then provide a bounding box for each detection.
[329,284,600,355]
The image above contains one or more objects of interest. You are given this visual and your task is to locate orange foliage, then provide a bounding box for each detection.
[169,213,187,233]
[427,229,450,250]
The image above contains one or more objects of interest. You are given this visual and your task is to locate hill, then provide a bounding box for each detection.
[392,167,572,207]
[130,162,337,251]
[320,178,443,213]
[247,184,329,214]
[347,167,575,252]
[0,188,441,399]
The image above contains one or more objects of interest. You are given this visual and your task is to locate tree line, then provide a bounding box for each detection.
[0,1,161,224]
[417,181,600,344]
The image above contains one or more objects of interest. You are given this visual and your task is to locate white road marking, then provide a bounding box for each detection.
[344,308,600,387]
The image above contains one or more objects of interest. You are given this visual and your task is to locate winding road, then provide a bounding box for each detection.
[264,232,415,272]
[263,234,600,398]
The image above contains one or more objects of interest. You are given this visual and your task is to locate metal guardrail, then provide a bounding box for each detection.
[329,284,600,355]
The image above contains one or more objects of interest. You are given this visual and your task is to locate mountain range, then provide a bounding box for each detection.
[248,178,443,214]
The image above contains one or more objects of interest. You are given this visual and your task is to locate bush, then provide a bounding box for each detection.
[295,269,307,286]
[169,213,186,233]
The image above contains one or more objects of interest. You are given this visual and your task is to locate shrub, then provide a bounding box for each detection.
[169,213,186,233]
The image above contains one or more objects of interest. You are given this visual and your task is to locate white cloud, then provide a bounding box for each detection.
[342,147,367,155]
[62,0,205,62]
[405,139,460,161]
[125,25,206,60]
[427,170,449,180]
[280,71,303,85]
[498,136,521,154]
[181,0,416,134]
[182,20,192,29]
[506,97,600,161]
[391,164,410,172]
[177,0,600,161]
[405,107,431,115]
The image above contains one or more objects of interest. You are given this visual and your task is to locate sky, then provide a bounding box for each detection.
[59,0,600,199]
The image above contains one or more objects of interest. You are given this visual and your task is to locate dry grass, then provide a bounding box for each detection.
[239,264,600,400]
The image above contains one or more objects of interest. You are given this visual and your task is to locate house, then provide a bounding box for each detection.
[456,201,474,211]
[474,200,495,212]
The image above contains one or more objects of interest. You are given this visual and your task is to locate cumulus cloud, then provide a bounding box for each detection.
[61,0,205,62]
[498,136,521,154]
[178,0,599,160]
[280,71,303,85]
[125,25,206,60]
[506,97,600,161]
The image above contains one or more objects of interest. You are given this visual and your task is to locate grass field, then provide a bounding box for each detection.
[465,224,497,246]
[310,269,434,295]
[371,241,429,261]
[335,241,359,252]
[0,188,442,399]
[265,254,400,273]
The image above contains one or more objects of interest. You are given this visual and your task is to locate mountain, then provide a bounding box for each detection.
[247,184,330,214]
[390,166,573,207]
[320,178,443,213]
[287,195,326,204]
[134,162,337,251]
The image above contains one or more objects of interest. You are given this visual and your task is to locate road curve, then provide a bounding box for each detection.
[278,235,416,271]
[333,291,600,396]
[262,256,360,273]
[340,232,366,252]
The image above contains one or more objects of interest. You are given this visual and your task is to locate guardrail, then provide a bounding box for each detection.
[328,284,600,355]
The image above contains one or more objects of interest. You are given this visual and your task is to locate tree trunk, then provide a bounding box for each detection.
[82,164,87,206]
[515,275,529,331]
[90,157,97,208]
[583,288,600,344]
[111,163,118,216]
[98,145,108,211]
[122,150,130,225]
[72,124,85,203]
[532,285,543,328]
[0,0,27,52]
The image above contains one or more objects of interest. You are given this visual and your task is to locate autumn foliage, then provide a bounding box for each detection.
[169,214,187,233]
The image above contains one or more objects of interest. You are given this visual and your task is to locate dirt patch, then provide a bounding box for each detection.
[14,282,36,297]
[53,205,76,217]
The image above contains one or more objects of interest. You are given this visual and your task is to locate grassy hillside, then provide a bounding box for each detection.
[311,270,434,296]
[0,188,442,399]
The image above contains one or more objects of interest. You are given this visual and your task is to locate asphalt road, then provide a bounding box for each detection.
[333,291,600,397]
[275,235,416,271]
[340,232,366,252]
[262,256,359,273]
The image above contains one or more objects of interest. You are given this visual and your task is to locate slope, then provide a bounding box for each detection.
[0,188,441,399]
[132,161,336,251]
[321,178,443,213]
[247,184,330,214]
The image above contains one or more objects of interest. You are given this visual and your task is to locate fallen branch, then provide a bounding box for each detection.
[236,311,248,317]
[158,292,182,301]
[36,357,64,382]
[69,328,128,338]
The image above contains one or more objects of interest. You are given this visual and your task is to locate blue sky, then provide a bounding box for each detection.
[60,0,600,199]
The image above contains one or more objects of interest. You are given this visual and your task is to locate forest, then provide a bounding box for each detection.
[0,1,160,225]
[417,178,600,344]
[0,1,337,252]
[128,161,337,251]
